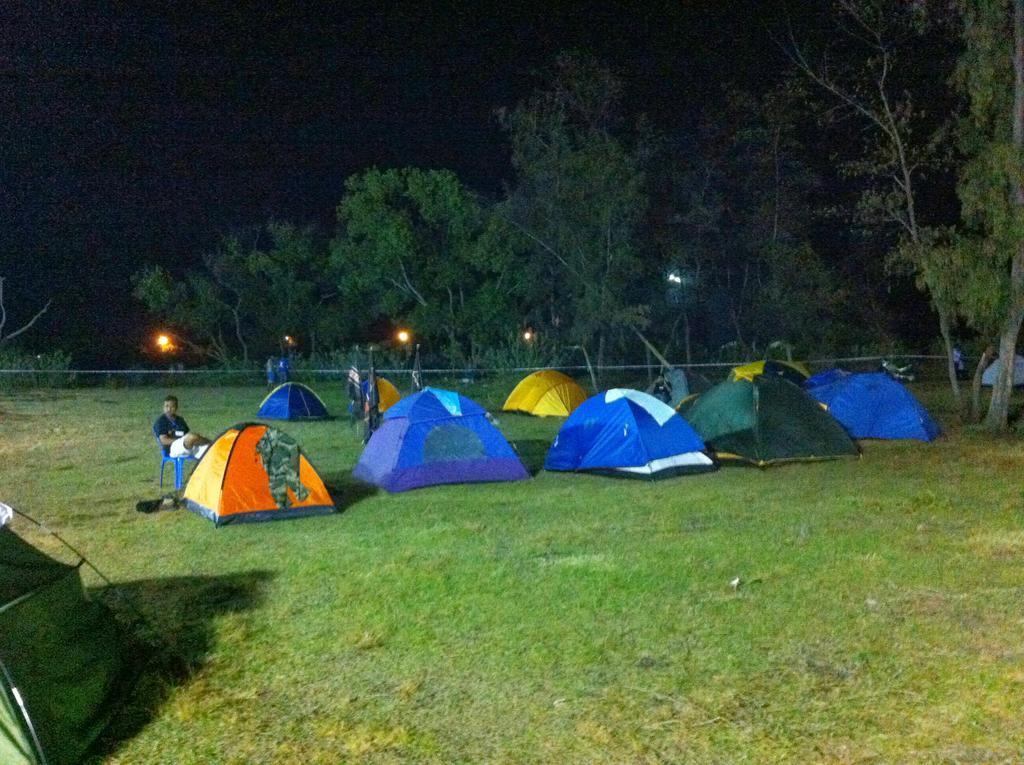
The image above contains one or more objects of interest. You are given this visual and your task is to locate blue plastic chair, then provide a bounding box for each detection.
[156,436,198,490]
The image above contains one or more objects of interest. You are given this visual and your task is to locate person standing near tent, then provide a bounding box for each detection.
[346,365,363,419]
[411,344,424,391]
[953,345,967,380]
[265,356,276,387]
[153,394,212,459]
[364,350,381,443]
[277,355,290,383]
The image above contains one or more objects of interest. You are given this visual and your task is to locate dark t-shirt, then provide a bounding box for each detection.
[153,413,190,455]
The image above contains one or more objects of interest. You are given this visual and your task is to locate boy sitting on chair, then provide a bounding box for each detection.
[153,394,211,460]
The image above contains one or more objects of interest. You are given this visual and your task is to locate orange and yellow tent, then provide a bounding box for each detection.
[183,423,335,526]
[502,370,587,417]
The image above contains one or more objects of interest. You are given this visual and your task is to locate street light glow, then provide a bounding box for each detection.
[156,334,173,352]
[397,329,411,344]
[523,330,533,341]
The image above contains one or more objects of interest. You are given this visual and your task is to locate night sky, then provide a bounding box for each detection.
[4,1,821,364]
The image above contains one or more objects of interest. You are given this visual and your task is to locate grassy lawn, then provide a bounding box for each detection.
[2,379,1023,763]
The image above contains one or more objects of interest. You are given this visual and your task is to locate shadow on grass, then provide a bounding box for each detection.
[511,438,551,476]
[88,570,275,762]
[323,473,378,509]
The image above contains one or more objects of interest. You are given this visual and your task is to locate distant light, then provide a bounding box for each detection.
[667,271,683,285]
[283,335,296,346]
[523,330,533,342]
[396,330,411,344]
[156,334,173,352]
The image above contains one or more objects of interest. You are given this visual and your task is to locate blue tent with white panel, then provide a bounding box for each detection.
[545,389,716,479]
[808,372,940,441]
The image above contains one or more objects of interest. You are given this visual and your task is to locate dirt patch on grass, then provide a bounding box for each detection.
[967,531,1024,560]
[899,589,952,618]
[0,407,37,421]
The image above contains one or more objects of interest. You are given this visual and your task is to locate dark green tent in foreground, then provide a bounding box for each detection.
[679,375,859,466]
[0,513,137,765]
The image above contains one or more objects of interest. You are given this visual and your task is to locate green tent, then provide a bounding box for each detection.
[679,375,858,466]
[0,511,137,765]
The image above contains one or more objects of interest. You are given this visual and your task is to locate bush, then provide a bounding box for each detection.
[475,332,571,372]
[0,348,74,390]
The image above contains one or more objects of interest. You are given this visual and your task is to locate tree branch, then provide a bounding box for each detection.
[394,257,428,306]
[779,24,895,142]
[495,210,583,278]
[0,276,53,345]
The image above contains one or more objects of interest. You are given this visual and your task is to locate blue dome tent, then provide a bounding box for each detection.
[353,388,529,493]
[804,367,850,389]
[545,389,716,478]
[257,382,330,420]
[809,372,940,441]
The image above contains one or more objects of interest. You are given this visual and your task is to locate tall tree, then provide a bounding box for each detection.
[782,0,964,400]
[134,223,338,362]
[330,167,521,364]
[953,0,1024,430]
[497,52,650,369]
[244,223,337,355]
[133,265,238,363]
[657,89,847,358]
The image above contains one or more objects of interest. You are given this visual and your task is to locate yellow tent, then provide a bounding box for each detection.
[730,359,810,385]
[372,377,401,412]
[502,370,588,417]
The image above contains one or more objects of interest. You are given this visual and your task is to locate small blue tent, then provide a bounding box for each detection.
[809,372,940,441]
[257,382,329,420]
[545,389,716,478]
[353,387,529,493]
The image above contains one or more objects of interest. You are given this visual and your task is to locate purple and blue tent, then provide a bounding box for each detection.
[352,387,529,493]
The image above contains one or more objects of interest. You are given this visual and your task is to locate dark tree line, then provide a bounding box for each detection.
[130,2,1024,430]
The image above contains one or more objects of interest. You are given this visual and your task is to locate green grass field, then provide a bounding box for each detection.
[2,379,1023,764]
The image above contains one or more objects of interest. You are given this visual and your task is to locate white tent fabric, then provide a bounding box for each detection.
[981,354,1024,386]
[605,389,677,425]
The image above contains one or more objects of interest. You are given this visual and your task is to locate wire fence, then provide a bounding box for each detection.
[0,355,949,391]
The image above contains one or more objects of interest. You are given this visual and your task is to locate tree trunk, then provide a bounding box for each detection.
[683,309,692,366]
[231,302,248,364]
[985,0,1024,431]
[985,320,1023,430]
[730,306,745,353]
[970,345,994,423]
[937,308,961,408]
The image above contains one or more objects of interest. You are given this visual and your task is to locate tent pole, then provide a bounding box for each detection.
[0,658,49,765]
